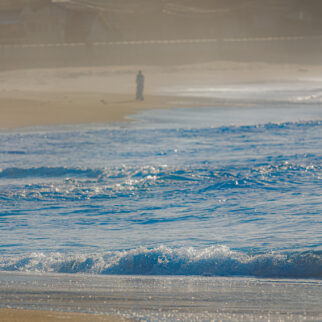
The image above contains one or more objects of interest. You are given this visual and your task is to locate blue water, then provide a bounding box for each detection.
[0,102,321,279]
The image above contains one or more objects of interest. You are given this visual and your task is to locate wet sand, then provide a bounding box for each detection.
[1,62,321,129]
[0,272,321,321]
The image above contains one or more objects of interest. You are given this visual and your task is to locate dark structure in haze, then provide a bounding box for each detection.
[0,0,322,44]
[1,0,322,69]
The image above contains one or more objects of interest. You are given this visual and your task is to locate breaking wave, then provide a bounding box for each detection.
[0,246,321,279]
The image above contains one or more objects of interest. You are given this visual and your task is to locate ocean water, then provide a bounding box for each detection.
[0,87,321,280]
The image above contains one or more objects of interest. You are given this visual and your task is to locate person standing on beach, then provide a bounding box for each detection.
[136,70,144,101]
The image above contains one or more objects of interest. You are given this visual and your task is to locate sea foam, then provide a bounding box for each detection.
[1,246,321,279]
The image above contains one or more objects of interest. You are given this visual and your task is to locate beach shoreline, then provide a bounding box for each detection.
[1,61,322,130]
[0,91,242,130]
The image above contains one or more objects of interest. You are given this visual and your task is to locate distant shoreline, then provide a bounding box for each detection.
[1,61,322,130]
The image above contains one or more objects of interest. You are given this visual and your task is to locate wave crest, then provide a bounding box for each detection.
[1,246,321,279]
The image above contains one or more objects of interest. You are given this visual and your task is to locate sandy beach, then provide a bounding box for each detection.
[1,62,322,129]
[0,308,128,322]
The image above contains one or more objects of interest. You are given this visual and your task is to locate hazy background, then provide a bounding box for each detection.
[1,0,322,69]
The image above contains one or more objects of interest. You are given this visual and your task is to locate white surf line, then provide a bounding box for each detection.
[1,35,321,49]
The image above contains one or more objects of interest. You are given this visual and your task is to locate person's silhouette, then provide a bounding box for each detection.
[136,71,144,101]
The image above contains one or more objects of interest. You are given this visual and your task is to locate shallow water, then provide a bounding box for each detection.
[0,93,321,279]
[160,80,322,103]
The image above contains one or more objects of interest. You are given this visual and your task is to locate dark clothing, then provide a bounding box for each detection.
[136,72,144,101]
